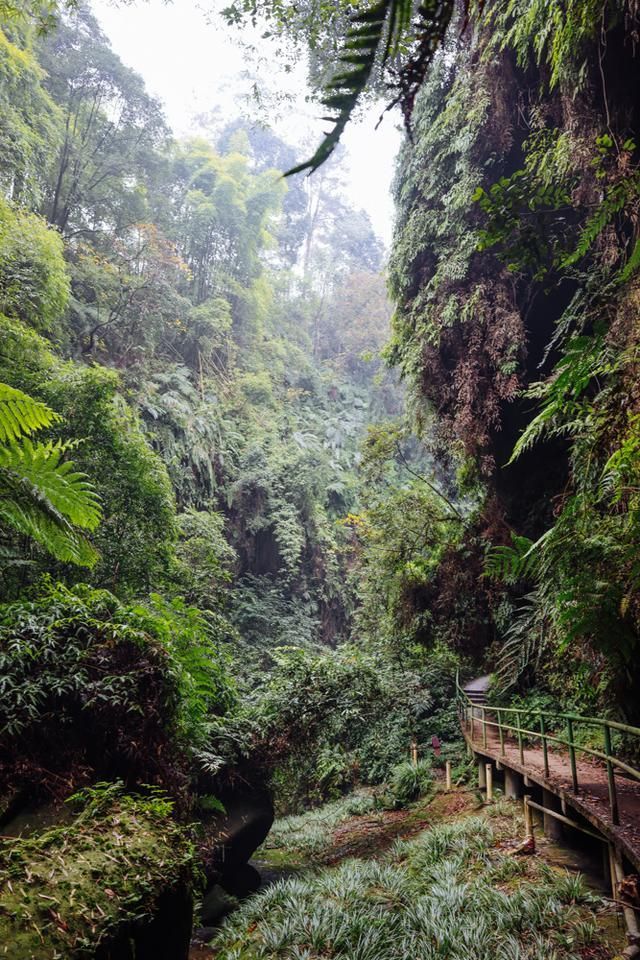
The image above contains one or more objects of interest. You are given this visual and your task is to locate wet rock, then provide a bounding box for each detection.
[200,884,239,926]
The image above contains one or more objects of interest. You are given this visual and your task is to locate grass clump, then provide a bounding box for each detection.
[214,813,605,960]
[386,759,434,806]
[261,791,377,859]
[0,782,194,958]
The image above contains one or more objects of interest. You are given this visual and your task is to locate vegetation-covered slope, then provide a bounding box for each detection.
[382,1,640,718]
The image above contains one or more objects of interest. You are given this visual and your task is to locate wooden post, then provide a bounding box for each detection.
[478,758,487,789]
[542,788,562,840]
[540,714,549,779]
[445,760,452,791]
[524,795,533,838]
[517,712,524,765]
[609,844,640,943]
[504,767,522,800]
[410,739,418,767]
[485,763,493,802]
[481,706,487,748]
[567,718,579,792]
[603,724,620,825]
[498,709,505,757]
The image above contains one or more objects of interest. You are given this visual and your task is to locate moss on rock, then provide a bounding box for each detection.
[0,783,195,959]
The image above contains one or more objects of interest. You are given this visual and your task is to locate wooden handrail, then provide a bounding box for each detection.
[455,673,640,826]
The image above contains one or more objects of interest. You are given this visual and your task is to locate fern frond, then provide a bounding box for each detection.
[509,334,612,463]
[0,438,101,530]
[286,0,459,176]
[0,497,98,566]
[494,591,546,692]
[484,534,536,584]
[0,382,60,443]
[287,0,391,177]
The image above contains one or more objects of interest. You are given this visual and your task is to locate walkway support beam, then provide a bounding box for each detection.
[477,757,486,789]
[542,789,562,840]
[485,763,493,801]
[504,767,521,800]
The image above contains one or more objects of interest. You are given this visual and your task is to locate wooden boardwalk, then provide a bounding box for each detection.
[463,718,640,873]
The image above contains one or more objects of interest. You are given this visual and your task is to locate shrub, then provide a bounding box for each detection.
[246,643,461,810]
[0,580,235,802]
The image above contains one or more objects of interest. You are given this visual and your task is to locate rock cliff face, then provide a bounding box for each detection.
[386,5,640,709]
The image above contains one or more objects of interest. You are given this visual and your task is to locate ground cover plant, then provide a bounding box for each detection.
[260,791,378,860]
[212,804,619,960]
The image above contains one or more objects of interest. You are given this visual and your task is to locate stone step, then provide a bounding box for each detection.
[465,691,488,704]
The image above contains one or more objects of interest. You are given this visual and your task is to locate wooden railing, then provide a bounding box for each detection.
[456,676,640,826]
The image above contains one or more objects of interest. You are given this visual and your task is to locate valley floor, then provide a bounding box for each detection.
[194,780,628,960]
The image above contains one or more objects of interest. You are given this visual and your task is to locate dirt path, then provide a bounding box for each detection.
[314,788,475,864]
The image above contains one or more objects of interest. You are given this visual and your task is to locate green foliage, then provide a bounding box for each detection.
[0,196,69,331]
[0,380,100,567]
[262,791,377,858]
[387,758,434,806]
[214,813,602,959]
[47,366,178,593]
[0,784,194,959]
[142,592,237,744]
[383,0,640,719]
[484,0,618,90]
[172,508,236,611]
[0,24,61,207]
[38,5,168,236]
[247,642,459,809]
[484,534,535,586]
[226,0,458,175]
[0,580,235,797]
[287,0,403,175]
[0,380,59,441]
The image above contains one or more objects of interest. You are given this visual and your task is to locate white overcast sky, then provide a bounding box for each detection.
[92,0,402,246]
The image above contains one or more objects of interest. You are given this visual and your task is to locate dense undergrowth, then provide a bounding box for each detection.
[213,799,618,960]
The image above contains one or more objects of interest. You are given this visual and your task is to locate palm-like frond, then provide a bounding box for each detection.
[484,534,536,585]
[0,496,98,566]
[287,0,391,177]
[0,382,61,442]
[0,382,102,567]
[494,591,547,692]
[286,0,459,176]
[0,439,101,531]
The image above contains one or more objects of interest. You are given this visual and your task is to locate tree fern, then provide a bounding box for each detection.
[0,383,101,566]
[0,439,100,530]
[0,497,98,566]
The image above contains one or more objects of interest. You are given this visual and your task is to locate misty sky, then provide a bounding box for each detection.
[93,0,402,245]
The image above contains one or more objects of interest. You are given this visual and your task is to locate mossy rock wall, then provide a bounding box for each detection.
[0,787,195,959]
